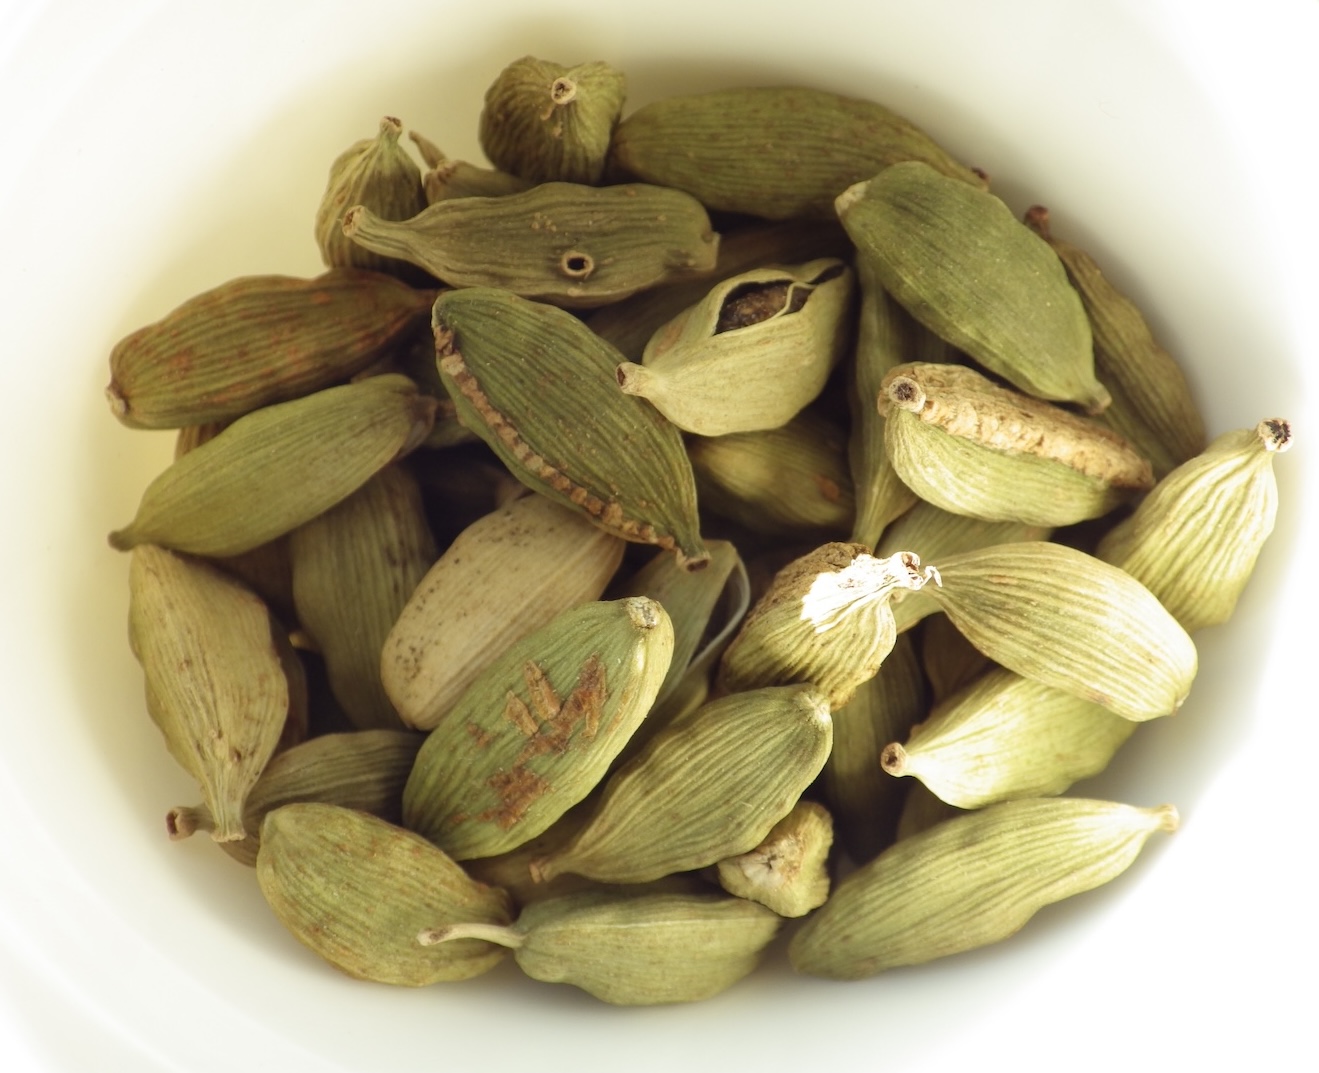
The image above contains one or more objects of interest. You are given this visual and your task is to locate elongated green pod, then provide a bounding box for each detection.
[433,288,709,568]
[530,684,832,885]
[343,182,716,308]
[789,797,1177,978]
[402,598,673,860]
[838,162,1108,411]
[257,803,512,985]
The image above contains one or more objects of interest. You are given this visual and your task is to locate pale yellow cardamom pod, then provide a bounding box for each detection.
[789,797,1178,978]
[1096,419,1293,632]
[879,362,1153,527]
[616,259,853,436]
[716,543,939,707]
[881,667,1137,808]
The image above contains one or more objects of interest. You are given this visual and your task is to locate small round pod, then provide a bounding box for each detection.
[314,117,427,278]
[479,56,626,184]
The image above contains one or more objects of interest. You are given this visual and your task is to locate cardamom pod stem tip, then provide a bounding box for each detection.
[1153,804,1180,833]
[1259,419,1293,453]
[879,742,909,777]
[417,922,522,948]
[165,806,211,840]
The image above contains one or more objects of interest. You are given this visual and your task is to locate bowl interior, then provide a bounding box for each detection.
[2,1,1315,1070]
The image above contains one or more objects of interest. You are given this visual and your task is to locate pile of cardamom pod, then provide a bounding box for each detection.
[106,56,1293,1004]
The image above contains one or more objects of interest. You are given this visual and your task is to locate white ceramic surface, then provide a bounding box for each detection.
[2,1,1316,1070]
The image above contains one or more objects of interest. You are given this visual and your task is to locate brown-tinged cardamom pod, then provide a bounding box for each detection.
[1095,419,1293,632]
[108,375,437,558]
[881,667,1137,808]
[789,798,1177,978]
[314,117,428,279]
[106,270,435,429]
[880,362,1153,526]
[402,598,673,860]
[876,498,1052,632]
[714,799,834,917]
[687,410,855,538]
[715,543,938,707]
[433,288,709,569]
[587,217,853,362]
[822,631,927,863]
[609,86,984,220]
[616,259,854,436]
[289,464,437,730]
[529,684,832,886]
[342,182,717,308]
[926,541,1198,721]
[129,545,290,842]
[418,890,780,1005]
[837,162,1109,412]
[381,493,625,732]
[479,56,626,184]
[256,803,513,985]
[1024,205,1206,477]
[167,728,424,866]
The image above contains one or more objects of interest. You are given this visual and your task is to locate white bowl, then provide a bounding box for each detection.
[3,1,1316,1069]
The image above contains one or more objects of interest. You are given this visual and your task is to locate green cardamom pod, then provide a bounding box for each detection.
[926,541,1198,721]
[789,797,1177,978]
[875,498,1052,632]
[289,464,437,730]
[822,631,927,863]
[529,684,832,885]
[609,86,984,220]
[1095,419,1293,632]
[256,803,513,985]
[880,362,1153,526]
[687,410,855,538]
[129,545,290,842]
[587,218,853,361]
[423,158,532,202]
[479,56,626,184]
[314,116,428,279]
[106,270,434,429]
[418,890,780,1005]
[837,162,1109,412]
[167,728,424,866]
[173,420,298,624]
[881,667,1137,808]
[894,779,963,841]
[615,539,745,716]
[847,258,929,548]
[402,598,673,859]
[616,259,854,435]
[1024,205,1206,477]
[109,374,437,557]
[433,288,709,568]
[715,543,938,707]
[342,182,717,308]
[714,799,834,917]
[919,611,993,703]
